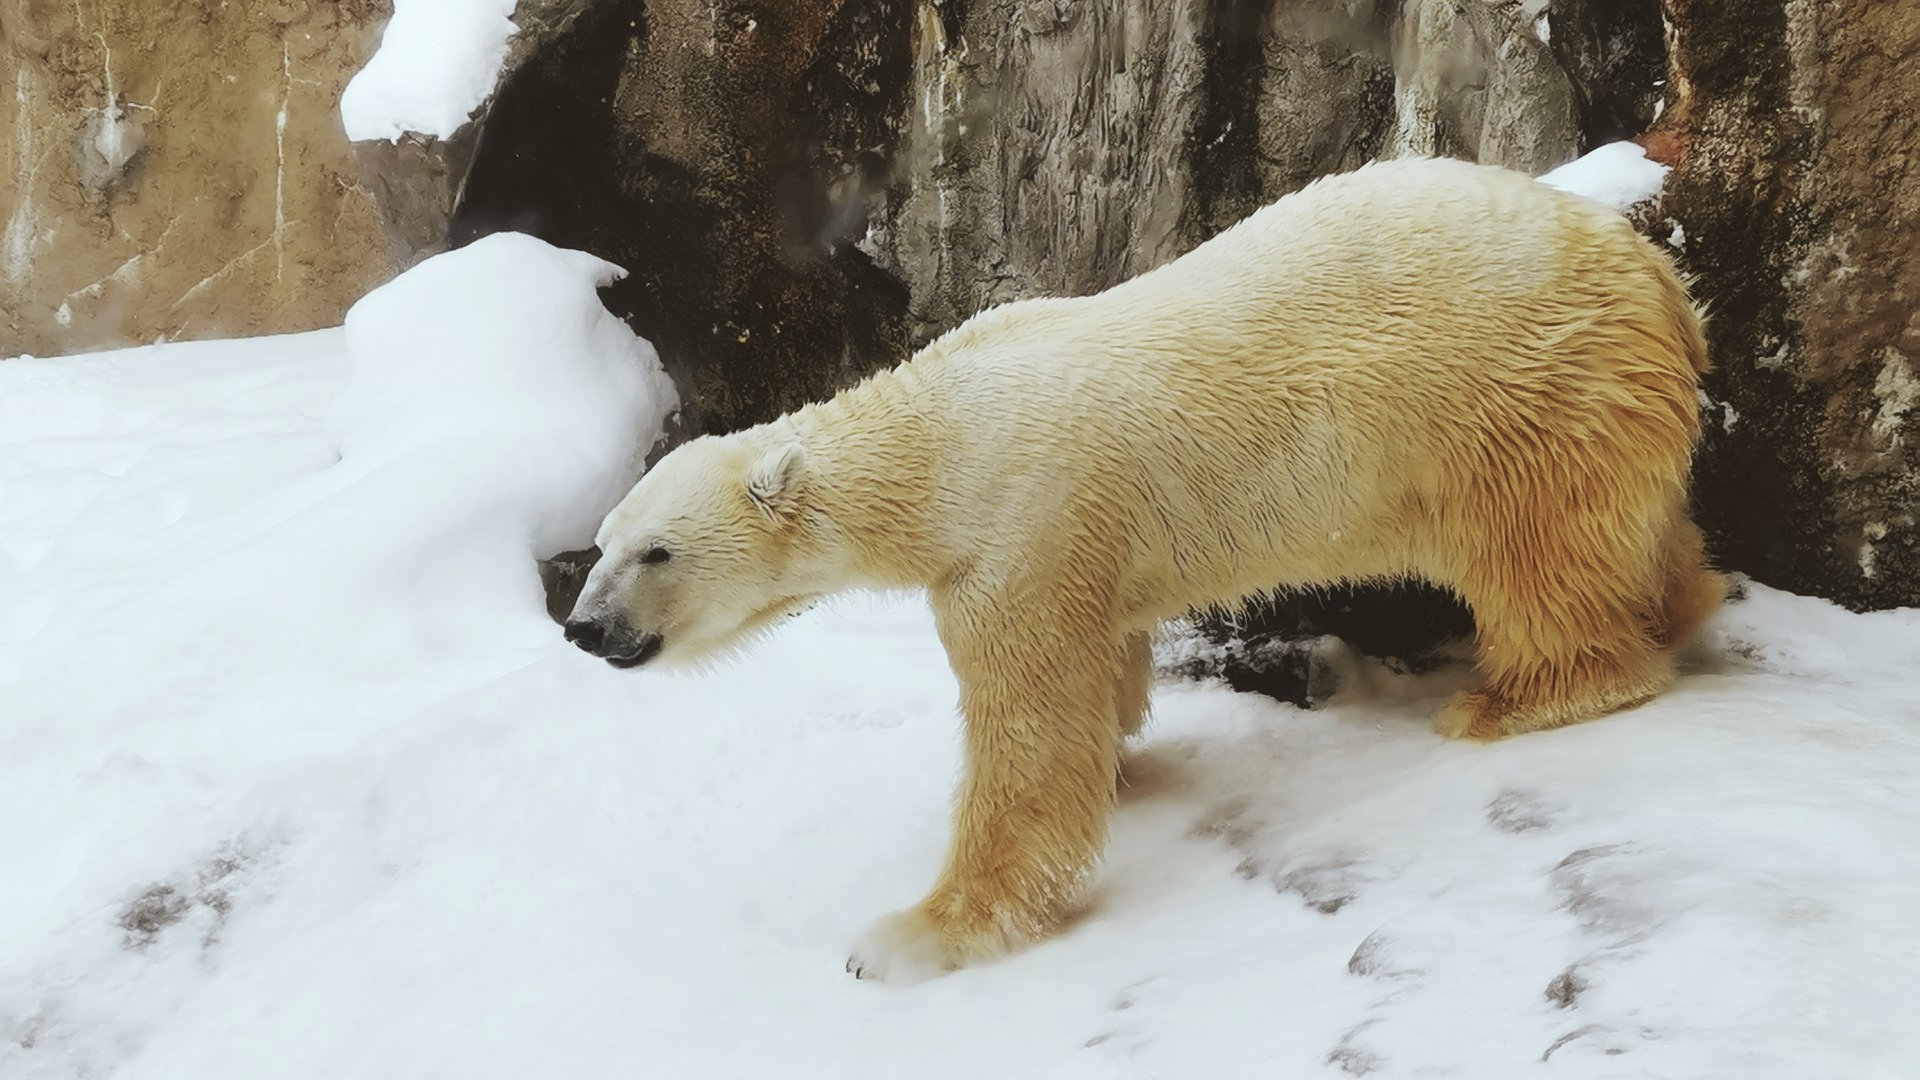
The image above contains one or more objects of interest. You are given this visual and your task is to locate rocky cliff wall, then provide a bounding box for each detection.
[1651,0,1920,610]
[1,0,391,355]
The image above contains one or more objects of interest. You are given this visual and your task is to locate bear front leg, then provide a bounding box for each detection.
[847,591,1122,981]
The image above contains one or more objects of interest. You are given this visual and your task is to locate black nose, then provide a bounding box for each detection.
[564,618,664,668]
[564,619,604,653]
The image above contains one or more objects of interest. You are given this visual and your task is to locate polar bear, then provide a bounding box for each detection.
[564,156,1723,980]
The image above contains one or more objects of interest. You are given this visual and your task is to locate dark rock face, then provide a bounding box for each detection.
[351,0,597,270]
[1546,0,1665,151]
[1230,585,1474,673]
[860,0,1399,340]
[352,133,480,271]
[1650,0,1920,609]
[539,546,600,623]
[1388,0,1578,173]
[1383,0,1664,170]
[450,0,915,437]
[1192,584,1474,708]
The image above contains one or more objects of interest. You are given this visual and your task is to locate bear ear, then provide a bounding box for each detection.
[745,442,807,520]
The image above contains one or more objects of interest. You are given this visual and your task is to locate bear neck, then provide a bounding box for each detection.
[778,368,953,591]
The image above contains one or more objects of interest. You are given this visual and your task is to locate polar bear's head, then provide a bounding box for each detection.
[564,432,829,668]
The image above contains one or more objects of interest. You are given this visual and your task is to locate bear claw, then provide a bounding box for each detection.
[845,906,955,983]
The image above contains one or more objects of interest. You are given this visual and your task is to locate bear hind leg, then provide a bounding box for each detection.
[1439,563,1673,741]
[1435,648,1673,741]
[1652,517,1726,651]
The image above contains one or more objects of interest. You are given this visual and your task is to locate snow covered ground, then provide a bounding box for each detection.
[8,197,1920,1079]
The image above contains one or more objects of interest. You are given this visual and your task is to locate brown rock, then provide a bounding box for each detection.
[1386,0,1579,173]
[1653,0,1920,608]
[869,0,1398,339]
[0,0,391,356]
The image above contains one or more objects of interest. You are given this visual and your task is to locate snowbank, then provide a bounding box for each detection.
[340,0,518,142]
[1538,140,1670,211]
[333,231,675,555]
[5,233,1920,1078]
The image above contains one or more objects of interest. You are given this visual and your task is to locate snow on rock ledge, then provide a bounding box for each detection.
[340,0,519,142]
[332,232,676,555]
[1537,140,1670,212]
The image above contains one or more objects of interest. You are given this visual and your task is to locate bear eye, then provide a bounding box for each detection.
[639,545,671,566]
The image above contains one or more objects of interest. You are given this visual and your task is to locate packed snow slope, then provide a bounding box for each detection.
[6,217,1920,1078]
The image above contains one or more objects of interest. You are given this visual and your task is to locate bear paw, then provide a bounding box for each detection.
[845,907,958,983]
[1433,690,1508,742]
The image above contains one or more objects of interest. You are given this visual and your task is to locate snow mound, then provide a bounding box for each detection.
[1538,140,1669,211]
[340,0,518,142]
[333,231,676,555]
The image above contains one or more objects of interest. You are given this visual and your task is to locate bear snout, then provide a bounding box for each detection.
[564,618,663,669]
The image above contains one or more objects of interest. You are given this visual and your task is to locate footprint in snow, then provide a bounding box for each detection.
[1080,978,1159,1057]
[1485,787,1562,833]
[1238,850,1375,915]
